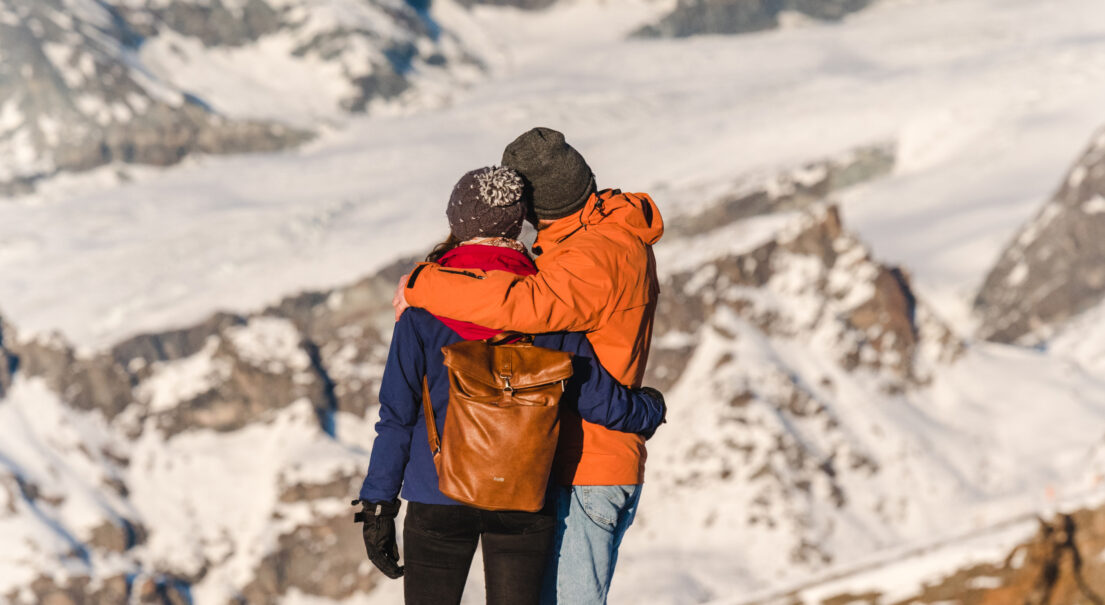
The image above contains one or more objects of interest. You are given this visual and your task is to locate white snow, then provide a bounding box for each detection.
[1083,195,1105,214]
[1006,261,1029,286]
[0,0,1099,349]
[225,317,312,375]
[138,31,356,126]
[136,337,231,413]
[1050,298,1105,376]
[0,379,130,595]
[2,0,1105,602]
[125,398,363,601]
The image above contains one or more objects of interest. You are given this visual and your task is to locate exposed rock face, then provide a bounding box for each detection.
[15,334,136,418]
[0,0,479,194]
[0,0,306,194]
[0,313,16,397]
[0,145,985,602]
[116,0,473,112]
[823,506,1105,605]
[645,201,961,573]
[655,206,957,390]
[634,0,874,38]
[975,125,1105,345]
[241,513,379,602]
[16,575,131,605]
[668,144,895,237]
[456,0,558,10]
[4,273,398,444]
[0,256,404,602]
[113,0,284,46]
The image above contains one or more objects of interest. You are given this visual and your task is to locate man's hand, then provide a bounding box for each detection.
[393,273,410,321]
[635,386,667,440]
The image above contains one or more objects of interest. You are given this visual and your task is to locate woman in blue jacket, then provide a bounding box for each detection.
[355,167,665,605]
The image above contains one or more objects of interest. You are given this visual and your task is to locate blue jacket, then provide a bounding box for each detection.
[359,307,663,505]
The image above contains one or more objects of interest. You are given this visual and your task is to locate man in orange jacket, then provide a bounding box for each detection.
[394,127,663,604]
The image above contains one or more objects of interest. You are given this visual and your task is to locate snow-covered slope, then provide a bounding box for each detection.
[4,0,1105,351]
[2,0,1105,603]
[0,0,305,194]
[115,0,484,121]
[611,196,1105,603]
[0,267,402,603]
[5,160,1105,603]
[0,0,481,193]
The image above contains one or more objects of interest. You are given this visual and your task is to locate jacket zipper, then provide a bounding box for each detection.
[439,268,486,279]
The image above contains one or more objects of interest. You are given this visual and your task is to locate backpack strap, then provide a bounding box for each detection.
[422,377,441,456]
[488,332,533,345]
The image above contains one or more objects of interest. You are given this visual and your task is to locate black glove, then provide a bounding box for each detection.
[636,386,667,440]
[353,499,404,579]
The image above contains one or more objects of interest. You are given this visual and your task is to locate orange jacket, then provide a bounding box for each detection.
[405,189,663,485]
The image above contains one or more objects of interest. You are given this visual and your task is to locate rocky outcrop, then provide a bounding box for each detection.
[456,0,559,10]
[651,206,960,393]
[15,575,131,605]
[975,125,1105,345]
[635,143,967,582]
[241,511,381,602]
[0,313,16,398]
[857,507,1105,605]
[5,256,407,434]
[113,0,284,46]
[0,0,307,195]
[0,142,997,602]
[634,0,874,38]
[116,0,469,111]
[0,0,480,194]
[668,144,894,238]
[15,335,136,418]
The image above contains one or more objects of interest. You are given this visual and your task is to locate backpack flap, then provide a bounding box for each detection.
[442,340,573,406]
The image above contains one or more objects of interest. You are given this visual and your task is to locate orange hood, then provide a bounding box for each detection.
[537,189,664,255]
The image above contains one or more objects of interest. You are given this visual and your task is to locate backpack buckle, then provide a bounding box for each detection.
[501,375,514,393]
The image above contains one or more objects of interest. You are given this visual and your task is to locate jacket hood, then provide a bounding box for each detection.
[539,189,664,249]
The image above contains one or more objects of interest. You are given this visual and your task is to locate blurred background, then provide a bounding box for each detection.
[2,0,1105,602]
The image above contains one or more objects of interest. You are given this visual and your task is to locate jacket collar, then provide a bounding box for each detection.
[532,189,664,256]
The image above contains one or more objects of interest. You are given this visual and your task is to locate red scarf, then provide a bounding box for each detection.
[435,243,537,340]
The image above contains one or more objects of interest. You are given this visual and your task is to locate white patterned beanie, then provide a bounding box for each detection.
[446,166,526,241]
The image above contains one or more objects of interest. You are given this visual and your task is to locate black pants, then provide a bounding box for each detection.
[403,502,555,605]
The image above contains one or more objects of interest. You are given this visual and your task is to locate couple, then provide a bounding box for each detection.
[356,127,665,604]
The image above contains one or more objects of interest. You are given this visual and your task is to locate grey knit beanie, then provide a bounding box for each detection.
[502,127,597,221]
[446,166,527,241]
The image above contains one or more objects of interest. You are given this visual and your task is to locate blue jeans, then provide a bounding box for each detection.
[540,484,642,604]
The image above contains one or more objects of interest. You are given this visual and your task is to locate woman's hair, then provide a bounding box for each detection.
[426,233,461,263]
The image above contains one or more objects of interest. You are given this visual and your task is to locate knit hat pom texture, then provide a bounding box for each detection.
[475,166,524,207]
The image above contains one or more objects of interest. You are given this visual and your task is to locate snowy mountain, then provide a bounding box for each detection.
[5,146,1105,603]
[614,172,1105,602]
[0,0,480,194]
[3,0,1105,603]
[975,124,1105,346]
[634,0,873,38]
[0,265,403,603]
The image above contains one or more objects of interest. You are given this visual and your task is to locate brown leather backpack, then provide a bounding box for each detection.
[422,334,573,512]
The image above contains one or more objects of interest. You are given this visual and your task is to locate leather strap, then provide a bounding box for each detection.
[422,377,441,455]
[488,332,533,345]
